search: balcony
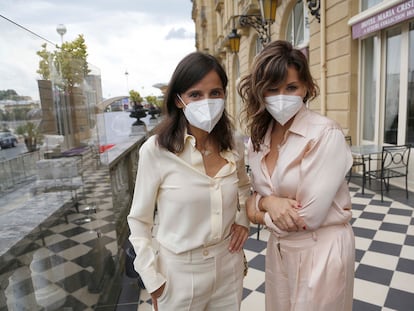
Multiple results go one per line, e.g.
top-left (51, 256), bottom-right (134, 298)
top-left (0, 118), bottom-right (159, 309)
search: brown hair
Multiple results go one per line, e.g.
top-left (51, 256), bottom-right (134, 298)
top-left (157, 51), bottom-right (234, 153)
top-left (238, 40), bottom-right (318, 151)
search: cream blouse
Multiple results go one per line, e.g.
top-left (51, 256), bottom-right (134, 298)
top-left (248, 106), bottom-right (353, 236)
top-left (127, 133), bottom-right (250, 293)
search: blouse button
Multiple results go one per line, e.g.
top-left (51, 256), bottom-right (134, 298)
top-left (203, 249), bottom-right (209, 256)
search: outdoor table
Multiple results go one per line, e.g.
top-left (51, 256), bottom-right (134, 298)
top-left (350, 145), bottom-right (382, 194)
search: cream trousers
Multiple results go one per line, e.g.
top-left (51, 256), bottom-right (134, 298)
top-left (156, 237), bottom-right (245, 311)
top-left (266, 223), bottom-right (355, 311)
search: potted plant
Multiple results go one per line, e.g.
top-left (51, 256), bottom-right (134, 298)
top-left (129, 90), bottom-right (146, 125)
top-left (36, 36), bottom-right (90, 147)
top-left (15, 122), bottom-right (43, 152)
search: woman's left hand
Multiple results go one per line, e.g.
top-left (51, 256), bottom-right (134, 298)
top-left (229, 223), bottom-right (249, 253)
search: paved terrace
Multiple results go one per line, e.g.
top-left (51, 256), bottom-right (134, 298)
top-left (132, 179), bottom-right (414, 311)
top-left (1, 140), bottom-right (413, 310)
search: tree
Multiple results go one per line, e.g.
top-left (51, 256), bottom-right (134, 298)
top-left (36, 35), bottom-right (90, 90)
top-left (36, 35), bottom-right (91, 147)
top-left (129, 90), bottom-right (143, 104)
top-left (12, 108), bottom-right (31, 121)
top-left (55, 35), bottom-right (89, 90)
top-left (1, 124), bottom-right (10, 132)
top-left (36, 44), bottom-right (52, 80)
top-left (0, 89), bottom-right (30, 101)
top-left (145, 95), bottom-right (162, 119)
top-left (0, 89), bottom-right (18, 100)
top-left (15, 122), bottom-right (43, 152)
top-left (145, 95), bottom-right (162, 107)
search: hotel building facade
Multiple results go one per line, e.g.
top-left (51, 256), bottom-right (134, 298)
top-left (191, 0), bottom-right (414, 190)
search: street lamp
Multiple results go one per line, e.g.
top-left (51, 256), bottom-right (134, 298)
top-left (125, 70), bottom-right (129, 94)
top-left (228, 28), bottom-right (241, 53)
top-left (227, 0), bottom-right (277, 52)
top-left (56, 24), bottom-right (67, 44)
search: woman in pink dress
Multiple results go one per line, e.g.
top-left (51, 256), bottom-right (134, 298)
top-left (238, 40), bottom-right (355, 311)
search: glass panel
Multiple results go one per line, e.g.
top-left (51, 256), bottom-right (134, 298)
top-left (384, 27), bottom-right (401, 145)
top-left (407, 22), bottom-right (414, 144)
top-left (362, 36), bottom-right (377, 141)
top-left (0, 13), bottom-right (149, 309)
top-left (361, 0), bottom-right (383, 11)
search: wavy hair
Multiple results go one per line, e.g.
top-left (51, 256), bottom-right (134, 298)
top-left (238, 40), bottom-right (318, 151)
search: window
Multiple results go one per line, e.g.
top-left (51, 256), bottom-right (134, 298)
top-left (407, 22), bottom-right (414, 144)
top-left (361, 0), bottom-right (383, 11)
top-left (406, 22), bottom-right (414, 144)
top-left (286, 0), bottom-right (309, 48)
top-left (361, 36), bottom-right (377, 141)
top-left (360, 21), bottom-right (413, 145)
top-left (384, 28), bottom-right (401, 144)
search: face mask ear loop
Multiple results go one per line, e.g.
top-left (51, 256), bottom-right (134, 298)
top-left (177, 94), bottom-right (187, 108)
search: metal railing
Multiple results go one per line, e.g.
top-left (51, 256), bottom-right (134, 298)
top-left (0, 151), bottom-right (40, 192)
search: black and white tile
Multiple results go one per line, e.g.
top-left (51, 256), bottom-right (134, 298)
top-left (4, 160), bottom-right (412, 311)
top-left (0, 160), bottom-right (117, 311)
top-left (133, 183), bottom-right (414, 311)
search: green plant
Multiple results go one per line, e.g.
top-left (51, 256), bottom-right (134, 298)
top-left (145, 95), bottom-right (162, 108)
top-left (36, 35), bottom-right (90, 90)
top-left (15, 122), bottom-right (43, 152)
top-left (129, 90), bottom-right (143, 104)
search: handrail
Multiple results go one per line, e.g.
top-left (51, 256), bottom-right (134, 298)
top-left (0, 151), bottom-right (40, 192)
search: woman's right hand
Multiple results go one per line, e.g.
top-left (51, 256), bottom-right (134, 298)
top-left (151, 282), bottom-right (166, 311)
top-left (260, 195), bottom-right (305, 232)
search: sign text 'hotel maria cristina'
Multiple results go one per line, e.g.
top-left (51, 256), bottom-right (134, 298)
top-left (352, 0), bottom-right (414, 39)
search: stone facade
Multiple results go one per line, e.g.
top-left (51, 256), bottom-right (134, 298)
top-left (192, 0), bottom-right (414, 191)
top-left (191, 0), bottom-right (358, 136)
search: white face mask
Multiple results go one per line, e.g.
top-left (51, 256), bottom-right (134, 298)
top-left (265, 95), bottom-right (303, 125)
top-left (177, 95), bottom-right (225, 133)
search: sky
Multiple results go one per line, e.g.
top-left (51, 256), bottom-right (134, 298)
top-left (0, 0), bottom-right (196, 100)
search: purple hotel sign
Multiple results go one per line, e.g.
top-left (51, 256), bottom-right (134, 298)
top-left (352, 0), bottom-right (414, 39)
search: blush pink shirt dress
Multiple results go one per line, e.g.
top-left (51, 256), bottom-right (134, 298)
top-left (248, 106), bottom-right (355, 311)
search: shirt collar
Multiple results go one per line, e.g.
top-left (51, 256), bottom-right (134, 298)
top-left (184, 131), bottom-right (197, 148)
top-left (183, 131), bottom-right (235, 164)
top-left (262, 105), bottom-right (309, 150)
top-left (287, 105), bottom-right (308, 138)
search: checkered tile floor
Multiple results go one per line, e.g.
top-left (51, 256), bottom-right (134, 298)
top-left (3, 159), bottom-right (412, 310)
top-left (130, 183), bottom-right (414, 311)
top-left (0, 159), bottom-right (117, 310)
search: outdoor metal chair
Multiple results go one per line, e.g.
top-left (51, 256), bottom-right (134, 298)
top-left (367, 144), bottom-right (411, 201)
top-left (345, 136), bottom-right (366, 186)
top-left (32, 157), bottom-right (85, 211)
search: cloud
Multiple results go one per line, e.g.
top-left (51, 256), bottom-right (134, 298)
top-left (165, 27), bottom-right (194, 40)
top-left (0, 0), bottom-right (196, 100)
